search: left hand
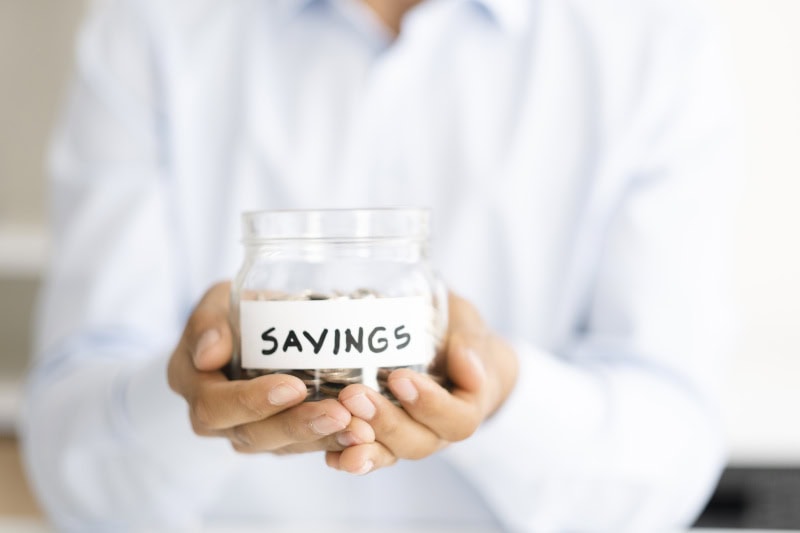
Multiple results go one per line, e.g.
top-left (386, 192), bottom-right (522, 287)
top-left (327, 292), bottom-right (519, 475)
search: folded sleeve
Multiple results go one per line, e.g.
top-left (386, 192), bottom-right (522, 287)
top-left (20, 1), bottom-right (239, 530)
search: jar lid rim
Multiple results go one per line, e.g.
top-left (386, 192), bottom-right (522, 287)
top-left (241, 208), bottom-right (431, 242)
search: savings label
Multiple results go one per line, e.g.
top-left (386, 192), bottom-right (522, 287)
top-left (239, 297), bottom-right (434, 369)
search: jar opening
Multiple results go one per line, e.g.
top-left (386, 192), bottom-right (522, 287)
top-left (241, 208), bottom-right (430, 243)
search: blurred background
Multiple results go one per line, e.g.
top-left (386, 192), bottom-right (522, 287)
top-left (1, 0), bottom-right (799, 528)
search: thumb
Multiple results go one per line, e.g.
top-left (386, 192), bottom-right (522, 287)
top-left (184, 281), bottom-right (234, 372)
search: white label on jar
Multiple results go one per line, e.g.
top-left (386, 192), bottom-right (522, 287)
top-left (240, 297), bottom-right (435, 369)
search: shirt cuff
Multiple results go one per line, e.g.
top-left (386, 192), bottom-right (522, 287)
top-left (122, 351), bottom-right (240, 511)
top-left (442, 339), bottom-right (607, 529)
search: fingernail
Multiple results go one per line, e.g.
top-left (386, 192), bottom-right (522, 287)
top-left (467, 348), bottom-right (486, 383)
top-left (354, 460), bottom-right (374, 476)
top-left (336, 431), bottom-right (358, 447)
top-left (342, 393), bottom-right (376, 420)
top-left (194, 329), bottom-right (220, 365)
top-left (268, 384), bottom-right (302, 406)
top-left (310, 414), bottom-right (347, 435)
top-left (391, 378), bottom-right (418, 403)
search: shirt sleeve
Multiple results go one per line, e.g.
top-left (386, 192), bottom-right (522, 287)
top-left (19, 1), bottom-right (240, 530)
top-left (444, 6), bottom-right (740, 532)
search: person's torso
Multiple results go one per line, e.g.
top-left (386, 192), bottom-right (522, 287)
top-left (141, 0), bottom-right (709, 524)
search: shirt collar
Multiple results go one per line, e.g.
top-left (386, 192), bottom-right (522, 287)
top-left (276, 0), bottom-right (532, 35)
top-left (471, 0), bottom-right (532, 35)
top-left (275, 0), bottom-right (321, 20)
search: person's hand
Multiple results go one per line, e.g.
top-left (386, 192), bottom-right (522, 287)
top-left (327, 292), bottom-right (519, 474)
top-left (167, 281), bottom-right (375, 454)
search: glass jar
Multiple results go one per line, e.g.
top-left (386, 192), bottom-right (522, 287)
top-left (230, 208), bottom-right (448, 403)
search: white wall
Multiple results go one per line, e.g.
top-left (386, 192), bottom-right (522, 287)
top-left (0, 1), bottom-right (86, 225)
top-left (0, 0), bottom-right (799, 463)
top-left (0, 1), bottom-right (87, 432)
top-left (710, 0), bottom-right (800, 465)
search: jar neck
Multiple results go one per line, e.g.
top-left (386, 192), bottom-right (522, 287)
top-left (244, 238), bottom-right (429, 263)
top-left (242, 208), bottom-right (430, 241)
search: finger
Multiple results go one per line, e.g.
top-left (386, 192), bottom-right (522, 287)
top-left (227, 399), bottom-right (352, 453)
top-left (388, 367), bottom-right (483, 442)
top-left (187, 372), bottom-right (308, 433)
top-left (444, 292), bottom-right (518, 418)
top-left (167, 281), bottom-right (234, 400)
top-left (184, 281), bottom-right (234, 372)
top-left (445, 292), bottom-right (490, 393)
top-left (339, 385), bottom-right (443, 459)
top-left (327, 441), bottom-right (398, 475)
top-left (325, 450), bottom-right (342, 470)
top-left (273, 417), bottom-right (376, 455)
top-left (334, 416), bottom-right (376, 448)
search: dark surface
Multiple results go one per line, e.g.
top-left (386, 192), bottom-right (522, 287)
top-left (695, 467), bottom-right (800, 529)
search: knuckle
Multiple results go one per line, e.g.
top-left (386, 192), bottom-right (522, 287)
top-left (271, 447), bottom-right (292, 456)
top-left (450, 426), bottom-right (475, 442)
top-left (189, 415), bottom-right (204, 435)
top-left (404, 446), bottom-right (429, 461)
top-left (449, 414), bottom-right (480, 442)
top-left (189, 417), bottom-right (214, 437)
top-left (186, 308), bottom-right (216, 339)
top-left (397, 435), bottom-right (441, 461)
top-left (190, 396), bottom-right (215, 430)
top-left (231, 424), bottom-right (254, 448)
top-left (277, 441), bottom-right (322, 455)
top-left (281, 416), bottom-right (306, 442)
top-left (201, 282), bottom-right (232, 315)
top-left (377, 419), bottom-right (399, 441)
top-left (235, 385), bottom-right (268, 419)
top-left (380, 454), bottom-right (399, 469)
top-left (230, 439), bottom-right (254, 455)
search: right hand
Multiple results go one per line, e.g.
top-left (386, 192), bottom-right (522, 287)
top-left (167, 282), bottom-right (375, 454)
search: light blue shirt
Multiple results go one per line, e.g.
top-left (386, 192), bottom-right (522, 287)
top-left (22, 0), bottom-right (739, 530)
